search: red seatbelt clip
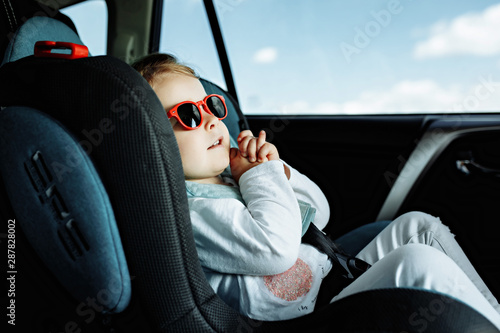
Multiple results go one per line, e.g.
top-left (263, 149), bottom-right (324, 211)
top-left (34, 41), bottom-right (89, 59)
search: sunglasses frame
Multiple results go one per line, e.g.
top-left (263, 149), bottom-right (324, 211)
top-left (166, 94), bottom-right (228, 130)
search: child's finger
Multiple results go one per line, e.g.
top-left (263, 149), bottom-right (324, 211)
top-left (257, 143), bottom-right (272, 162)
top-left (238, 135), bottom-right (252, 157)
top-left (237, 130), bottom-right (254, 142)
top-left (256, 130), bottom-right (266, 151)
top-left (247, 138), bottom-right (258, 162)
top-left (258, 143), bottom-right (279, 162)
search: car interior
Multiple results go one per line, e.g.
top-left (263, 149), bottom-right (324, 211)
top-left (1, 0), bottom-right (499, 332)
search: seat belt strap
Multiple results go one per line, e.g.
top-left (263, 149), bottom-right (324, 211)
top-left (302, 223), bottom-right (371, 279)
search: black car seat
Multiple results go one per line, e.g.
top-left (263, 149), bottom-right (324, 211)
top-left (1, 8), bottom-right (498, 333)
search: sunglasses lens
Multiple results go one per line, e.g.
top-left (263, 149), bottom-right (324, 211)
top-left (177, 103), bottom-right (202, 128)
top-left (206, 96), bottom-right (226, 118)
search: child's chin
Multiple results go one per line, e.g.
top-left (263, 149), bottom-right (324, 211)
top-left (220, 160), bottom-right (230, 171)
top-left (217, 160), bottom-right (230, 172)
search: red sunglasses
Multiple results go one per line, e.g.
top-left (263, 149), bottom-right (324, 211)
top-left (166, 94), bottom-right (228, 130)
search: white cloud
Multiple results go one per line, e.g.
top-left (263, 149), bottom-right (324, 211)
top-left (253, 47), bottom-right (278, 64)
top-left (413, 3), bottom-right (500, 59)
top-left (274, 78), bottom-right (500, 115)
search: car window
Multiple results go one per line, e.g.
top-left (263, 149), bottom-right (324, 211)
top-left (60, 0), bottom-right (108, 56)
top-left (163, 0), bottom-right (500, 115)
top-left (160, 0), bottom-right (226, 91)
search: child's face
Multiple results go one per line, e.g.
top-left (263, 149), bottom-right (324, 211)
top-left (153, 73), bottom-right (231, 183)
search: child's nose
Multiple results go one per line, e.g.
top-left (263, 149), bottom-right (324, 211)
top-left (197, 104), bottom-right (217, 129)
top-left (203, 110), bottom-right (219, 130)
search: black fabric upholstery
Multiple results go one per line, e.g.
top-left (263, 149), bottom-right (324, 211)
top-left (261, 288), bottom-right (500, 333)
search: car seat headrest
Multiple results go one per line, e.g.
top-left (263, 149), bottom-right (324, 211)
top-left (2, 16), bottom-right (86, 66)
top-left (0, 106), bottom-right (131, 313)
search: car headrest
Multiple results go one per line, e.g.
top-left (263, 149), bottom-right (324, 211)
top-left (1, 16), bottom-right (86, 66)
top-left (0, 106), bottom-right (131, 313)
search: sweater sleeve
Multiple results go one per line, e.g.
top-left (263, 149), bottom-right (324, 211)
top-left (283, 161), bottom-right (331, 230)
top-left (189, 160), bottom-right (302, 276)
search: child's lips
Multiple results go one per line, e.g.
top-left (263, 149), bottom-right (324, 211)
top-left (207, 136), bottom-right (224, 150)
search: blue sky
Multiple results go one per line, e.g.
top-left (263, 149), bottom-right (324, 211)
top-left (64, 0), bottom-right (500, 114)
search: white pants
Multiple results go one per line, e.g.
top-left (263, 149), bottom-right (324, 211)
top-left (330, 211), bottom-right (500, 329)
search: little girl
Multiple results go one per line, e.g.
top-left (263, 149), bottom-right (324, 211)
top-left (132, 53), bottom-right (500, 327)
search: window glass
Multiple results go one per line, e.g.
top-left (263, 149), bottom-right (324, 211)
top-left (60, 0), bottom-right (108, 56)
top-left (213, 0), bottom-right (500, 115)
top-left (160, 0), bottom-right (226, 90)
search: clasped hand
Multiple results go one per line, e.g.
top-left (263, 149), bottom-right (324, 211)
top-left (229, 130), bottom-right (280, 183)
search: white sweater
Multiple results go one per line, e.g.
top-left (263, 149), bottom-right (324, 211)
top-left (187, 160), bottom-right (332, 320)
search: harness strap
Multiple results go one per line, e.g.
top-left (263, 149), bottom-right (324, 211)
top-left (302, 223), bottom-right (371, 309)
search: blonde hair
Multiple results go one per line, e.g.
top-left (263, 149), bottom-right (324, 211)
top-left (131, 53), bottom-right (198, 88)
